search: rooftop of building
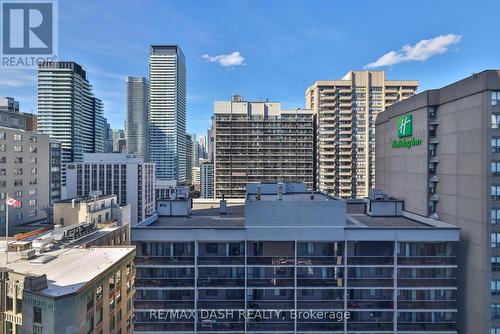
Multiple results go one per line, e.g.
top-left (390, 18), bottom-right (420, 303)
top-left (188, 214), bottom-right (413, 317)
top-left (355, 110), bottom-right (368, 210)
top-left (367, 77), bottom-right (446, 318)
top-left (0, 246), bottom-right (135, 298)
top-left (136, 184), bottom-right (457, 231)
top-left (56, 194), bottom-right (117, 204)
top-left (146, 200), bottom-right (245, 228)
top-left (377, 69), bottom-right (500, 125)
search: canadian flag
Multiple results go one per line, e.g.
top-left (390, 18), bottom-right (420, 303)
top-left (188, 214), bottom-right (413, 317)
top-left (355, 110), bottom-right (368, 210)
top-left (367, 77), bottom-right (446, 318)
top-left (6, 195), bottom-right (21, 208)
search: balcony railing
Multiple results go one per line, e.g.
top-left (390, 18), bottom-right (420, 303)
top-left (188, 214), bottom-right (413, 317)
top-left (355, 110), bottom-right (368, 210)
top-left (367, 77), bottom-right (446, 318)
top-left (397, 300), bottom-right (456, 309)
top-left (347, 256), bottom-right (394, 265)
top-left (397, 278), bottom-right (456, 287)
top-left (134, 300), bottom-right (194, 309)
top-left (247, 256), bottom-right (294, 265)
top-left (198, 256), bottom-right (245, 265)
top-left (348, 278), bottom-right (393, 287)
top-left (135, 256), bottom-right (194, 266)
top-left (347, 322), bottom-right (393, 331)
top-left (397, 256), bottom-right (456, 266)
top-left (347, 300), bottom-right (393, 309)
top-left (247, 278), bottom-right (294, 287)
top-left (197, 278), bottom-right (244, 287)
top-left (397, 322), bottom-right (456, 331)
top-left (135, 278), bottom-right (194, 288)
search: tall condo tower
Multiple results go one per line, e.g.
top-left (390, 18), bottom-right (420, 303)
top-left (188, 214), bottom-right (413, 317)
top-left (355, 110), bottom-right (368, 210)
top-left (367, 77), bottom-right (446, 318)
top-left (37, 61), bottom-right (105, 164)
top-left (126, 76), bottom-right (149, 161)
top-left (148, 45), bottom-right (187, 185)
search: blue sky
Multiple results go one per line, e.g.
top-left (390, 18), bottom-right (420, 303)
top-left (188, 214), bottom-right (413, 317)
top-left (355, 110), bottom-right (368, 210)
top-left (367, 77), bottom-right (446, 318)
top-left (1, 0), bottom-right (499, 137)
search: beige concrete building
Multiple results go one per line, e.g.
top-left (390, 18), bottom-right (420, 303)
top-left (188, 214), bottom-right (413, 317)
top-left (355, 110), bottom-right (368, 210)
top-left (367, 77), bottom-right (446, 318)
top-left (53, 194), bottom-right (131, 245)
top-left (306, 70), bottom-right (418, 198)
top-left (0, 127), bottom-right (51, 232)
top-left (375, 70), bottom-right (500, 334)
top-left (0, 246), bottom-right (135, 334)
top-left (213, 96), bottom-right (315, 198)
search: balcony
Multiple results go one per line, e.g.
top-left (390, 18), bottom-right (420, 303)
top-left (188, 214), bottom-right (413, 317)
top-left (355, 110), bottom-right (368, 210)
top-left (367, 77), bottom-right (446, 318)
top-left (348, 278), bottom-right (393, 287)
top-left (135, 278), bottom-right (194, 288)
top-left (198, 256), bottom-right (245, 265)
top-left (135, 256), bottom-right (194, 266)
top-left (348, 256), bottom-right (394, 265)
top-left (247, 256), bottom-right (294, 265)
top-left (296, 256), bottom-right (343, 265)
top-left (397, 256), bottom-right (456, 266)
top-left (398, 300), bottom-right (456, 309)
top-left (347, 322), bottom-right (393, 331)
top-left (248, 278), bottom-right (294, 287)
top-left (297, 278), bottom-right (343, 287)
top-left (397, 278), bottom-right (456, 287)
top-left (397, 323), bottom-right (456, 331)
top-left (347, 300), bottom-right (393, 309)
top-left (198, 278), bottom-right (244, 287)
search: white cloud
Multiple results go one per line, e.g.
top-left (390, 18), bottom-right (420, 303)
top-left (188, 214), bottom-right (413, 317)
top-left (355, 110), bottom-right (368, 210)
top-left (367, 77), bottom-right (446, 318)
top-left (365, 34), bottom-right (462, 68)
top-left (202, 51), bottom-right (245, 67)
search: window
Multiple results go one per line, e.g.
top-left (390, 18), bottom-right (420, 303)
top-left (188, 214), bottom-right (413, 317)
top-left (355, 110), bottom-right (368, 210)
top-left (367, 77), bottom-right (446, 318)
top-left (492, 233), bottom-right (500, 247)
top-left (30, 146), bottom-right (37, 153)
top-left (13, 134), bottom-right (22, 141)
top-left (29, 136), bottom-right (37, 143)
top-left (493, 138), bottom-right (500, 153)
top-left (29, 157), bottom-right (37, 164)
top-left (493, 280), bottom-right (500, 295)
top-left (493, 91), bottom-right (500, 105)
top-left (29, 189), bottom-right (37, 195)
top-left (14, 179), bottom-right (22, 187)
top-left (492, 186), bottom-right (500, 200)
top-left (33, 306), bottom-right (42, 324)
top-left (29, 199), bottom-right (36, 206)
top-left (493, 257), bottom-right (500, 271)
top-left (86, 293), bottom-right (94, 312)
top-left (14, 146), bottom-right (22, 152)
top-left (493, 304), bottom-right (500, 318)
top-left (29, 178), bottom-right (37, 185)
top-left (0, 144), bottom-right (5, 152)
top-left (493, 114), bottom-right (500, 129)
top-left (96, 285), bottom-right (103, 301)
top-left (493, 327), bottom-right (500, 334)
top-left (493, 162), bottom-right (500, 176)
top-left (0, 132), bottom-right (5, 139)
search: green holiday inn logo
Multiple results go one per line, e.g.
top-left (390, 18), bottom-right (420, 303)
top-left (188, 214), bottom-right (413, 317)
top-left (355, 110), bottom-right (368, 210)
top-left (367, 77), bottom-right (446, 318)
top-left (392, 114), bottom-right (422, 149)
top-left (397, 114), bottom-right (413, 138)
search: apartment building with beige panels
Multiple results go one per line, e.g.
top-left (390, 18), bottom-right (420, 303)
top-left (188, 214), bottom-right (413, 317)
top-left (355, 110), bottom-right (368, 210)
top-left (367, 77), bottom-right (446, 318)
top-left (212, 96), bottom-right (314, 198)
top-left (306, 70), bottom-right (418, 198)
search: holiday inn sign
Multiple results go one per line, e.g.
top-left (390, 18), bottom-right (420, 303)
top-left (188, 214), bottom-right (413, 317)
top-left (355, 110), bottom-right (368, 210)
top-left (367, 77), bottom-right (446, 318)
top-left (391, 114), bottom-right (423, 149)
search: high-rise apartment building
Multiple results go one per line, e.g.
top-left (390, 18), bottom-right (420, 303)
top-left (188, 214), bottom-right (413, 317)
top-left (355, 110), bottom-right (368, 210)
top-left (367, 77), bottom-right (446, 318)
top-left (186, 134), bottom-right (193, 186)
top-left (192, 139), bottom-right (200, 168)
top-left (306, 70), bottom-right (418, 199)
top-left (212, 96), bottom-right (315, 198)
top-left (126, 77), bottom-right (149, 161)
top-left (148, 45), bottom-right (187, 185)
top-left (64, 153), bottom-right (155, 225)
top-left (0, 128), bottom-right (51, 232)
top-left (132, 182), bottom-right (459, 333)
top-left (375, 70), bottom-right (500, 333)
top-left (37, 62), bottom-right (106, 164)
top-left (192, 166), bottom-right (200, 191)
top-left (93, 97), bottom-right (106, 153)
top-left (200, 162), bottom-right (214, 198)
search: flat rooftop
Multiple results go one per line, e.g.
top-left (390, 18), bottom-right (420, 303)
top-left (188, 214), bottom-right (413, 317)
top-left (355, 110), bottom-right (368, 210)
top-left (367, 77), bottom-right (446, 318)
top-left (149, 201), bottom-right (245, 228)
top-left (56, 194), bottom-right (116, 204)
top-left (247, 192), bottom-right (333, 202)
top-left (1, 246), bottom-right (135, 297)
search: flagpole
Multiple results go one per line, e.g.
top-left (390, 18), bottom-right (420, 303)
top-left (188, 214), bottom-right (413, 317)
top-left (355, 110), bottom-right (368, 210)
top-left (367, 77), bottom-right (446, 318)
top-left (5, 193), bottom-right (8, 264)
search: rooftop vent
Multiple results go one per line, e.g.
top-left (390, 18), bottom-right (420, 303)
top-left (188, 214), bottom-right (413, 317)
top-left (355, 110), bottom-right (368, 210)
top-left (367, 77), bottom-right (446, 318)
top-left (219, 199), bottom-right (227, 215)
